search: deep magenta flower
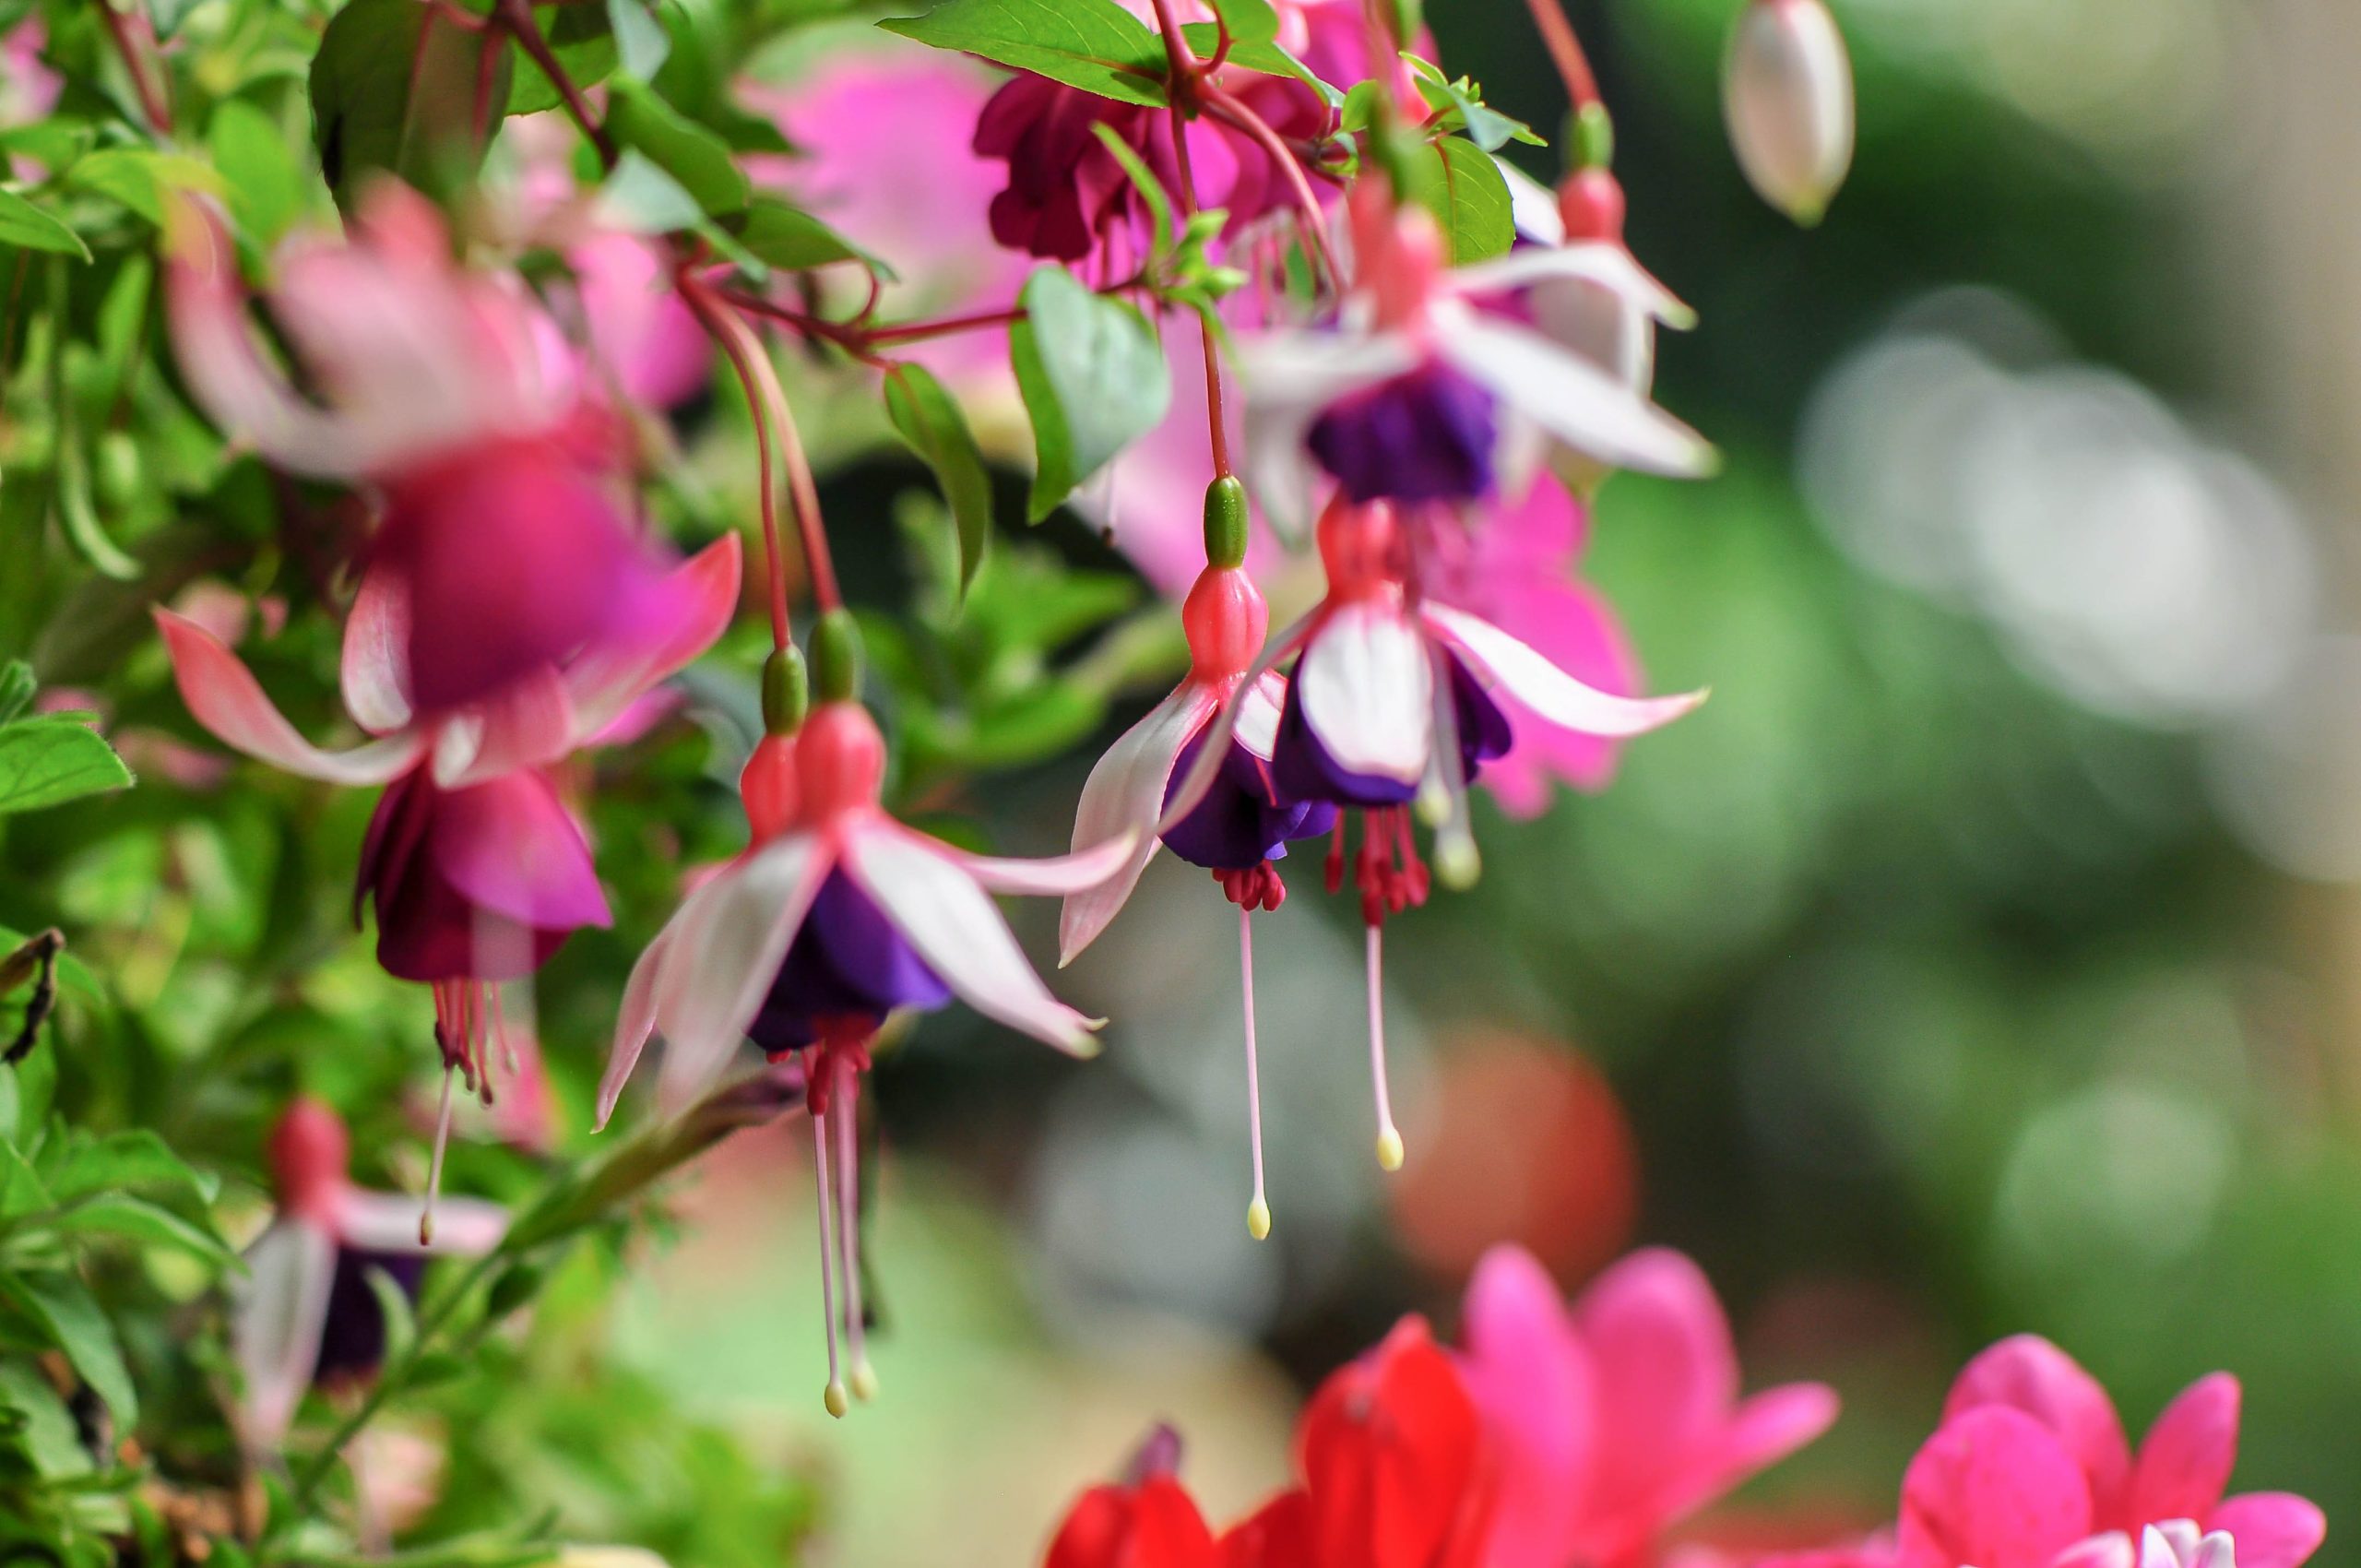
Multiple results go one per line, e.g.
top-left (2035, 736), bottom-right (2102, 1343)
top-left (164, 184), bottom-right (694, 717)
top-left (1456, 1245), bottom-right (1839, 1568)
top-left (233, 1099), bottom-right (503, 1451)
top-left (974, 74), bottom-right (1165, 263)
top-left (599, 689), bottom-right (1134, 1416)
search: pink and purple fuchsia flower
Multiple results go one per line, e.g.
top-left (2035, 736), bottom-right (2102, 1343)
top-left (598, 616), bottom-right (1135, 1417)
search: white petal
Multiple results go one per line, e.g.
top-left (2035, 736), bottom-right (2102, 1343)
top-left (597, 922), bottom-right (672, 1130)
top-left (2059, 1538), bottom-right (2137, 1568)
top-left (1453, 242), bottom-right (1695, 330)
top-left (1424, 603), bottom-right (1707, 737)
top-left (340, 565), bottom-right (413, 736)
top-left (1055, 687), bottom-right (1212, 965)
top-left (650, 835), bottom-right (828, 1116)
top-left (1298, 602), bottom-right (1434, 784)
top-left (1497, 156), bottom-right (1566, 247)
top-left (1232, 671), bottom-right (1287, 761)
top-left (2190, 1533), bottom-right (2236, 1568)
top-left (1725, 0), bottom-right (1855, 225)
top-left (333, 1188), bottom-right (506, 1254)
top-left (846, 826), bottom-right (1099, 1055)
top-left (1436, 304), bottom-right (1716, 478)
top-left (1157, 612), bottom-right (1313, 836)
top-left (156, 609), bottom-right (426, 785)
top-left (232, 1217), bottom-right (336, 1451)
top-left (564, 535), bottom-right (743, 739)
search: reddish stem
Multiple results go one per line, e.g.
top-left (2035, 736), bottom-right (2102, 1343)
top-left (1200, 87), bottom-right (1340, 288)
top-left (498, 0), bottom-right (617, 168)
top-left (679, 278), bottom-right (794, 647)
top-left (1521, 0), bottom-right (1602, 110)
top-left (1141, 0), bottom-right (1236, 482)
top-left (99, 0), bottom-right (172, 133)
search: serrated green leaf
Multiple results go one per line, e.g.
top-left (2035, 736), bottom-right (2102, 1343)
top-left (1402, 134), bottom-right (1513, 263)
top-left (0, 719), bottom-right (133, 816)
top-left (311, 0), bottom-right (513, 212)
top-left (884, 363), bottom-right (993, 598)
top-left (880, 0), bottom-right (1169, 108)
top-left (0, 190), bottom-right (87, 261)
top-left (607, 77), bottom-right (748, 217)
top-left (1010, 269), bottom-right (1170, 521)
top-left (0, 1272), bottom-right (135, 1426)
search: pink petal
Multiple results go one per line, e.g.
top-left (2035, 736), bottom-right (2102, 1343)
top-left (564, 534), bottom-right (743, 739)
top-left (1438, 305), bottom-right (1715, 478)
top-left (333, 1188), bottom-right (506, 1254)
top-left (2058, 1531), bottom-right (2138, 1568)
top-left (597, 922), bottom-right (673, 1130)
top-left (1458, 1245), bottom-right (1596, 1568)
top-left (340, 565), bottom-right (413, 735)
top-left (1570, 1248), bottom-right (1741, 1518)
top-left (2207, 1494), bottom-right (2326, 1568)
top-left (1946, 1336), bottom-right (2132, 1521)
top-left (1897, 1408), bottom-right (2095, 1568)
top-left (1453, 242), bottom-right (1697, 330)
top-left (429, 665), bottom-right (579, 788)
top-left (154, 608), bottom-right (425, 785)
top-left (847, 825), bottom-right (1101, 1055)
top-left (1425, 603), bottom-right (1705, 740)
top-left (231, 1217), bottom-right (336, 1450)
top-left (2130, 1374), bottom-right (2239, 1528)
top-left (1057, 686), bottom-right (1212, 966)
top-left (425, 770), bottom-right (611, 933)
top-left (1475, 578), bottom-right (1643, 813)
top-left (948, 826), bottom-right (1143, 898)
top-left (651, 835), bottom-right (829, 1114)
top-left (1298, 601), bottom-right (1434, 784)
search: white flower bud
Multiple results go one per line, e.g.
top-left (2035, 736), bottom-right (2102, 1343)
top-left (1723, 0), bottom-right (1856, 226)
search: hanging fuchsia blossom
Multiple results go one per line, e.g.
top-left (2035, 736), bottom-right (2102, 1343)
top-left (1166, 496), bottom-right (1701, 1169)
top-left (597, 617), bottom-right (1135, 1417)
top-left (164, 183), bottom-right (691, 716)
top-left (1244, 186), bottom-right (1713, 525)
top-left (1457, 1245), bottom-right (1838, 1568)
top-left (234, 1099), bottom-right (504, 1452)
top-left (1060, 479), bottom-right (1333, 1238)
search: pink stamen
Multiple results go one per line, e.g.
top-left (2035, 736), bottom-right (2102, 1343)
top-left (811, 1106), bottom-right (848, 1418)
top-left (1240, 907), bottom-right (1271, 1241)
top-left (834, 1053), bottom-right (873, 1400)
top-left (421, 1063), bottom-right (456, 1244)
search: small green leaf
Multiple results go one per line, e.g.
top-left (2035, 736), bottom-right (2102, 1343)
top-left (1180, 26), bottom-right (1337, 102)
top-left (0, 719), bottom-right (133, 816)
top-left (48, 1196), bottom-right (237, 1267)
top-left (0, 662), bottom-right (34, 726)
top-left (44, 1131), bottom-right (219, 1207)
top-left (728, 196), bottom-right (885, 276)
top-left (64, 149), bottom-right (225, 225)
top-left (505, 2), bottom-right (619, 118)
top-left (606, 0), bottom-right (671, 78)
top-left (311, 0), bottom-right (512, 211)
top-left (1206, 0), bottom-right (1277, 44)
top-left (1402, 135), bottom-right (1513, 263)
top-left (1091, 121), bottom-right (1174, 257)
top-left (607, 77), bottom-right (749, 217)
top-left (1010, 269), bottom-right (1169, 521)
top-left (362, 1264), bottom-right (419, 1370)
top-left (210, 98), bottom-right (308, 247)
top-left (592, 149), bottom-right (705, 234)
top-left (0, 1272), bottom-right (136, 1426)
top-left (880, 0), bottom-right (1169, 108)
top-left (0, 190), bottom-right (88, 261)
top-left (884, 363), bottom-right (994, 598)
top-left (0, 1137), bottom-right (52, 1218)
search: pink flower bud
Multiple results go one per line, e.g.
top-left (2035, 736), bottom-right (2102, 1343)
top-left (1723, 0), bottom-right (1856, 226)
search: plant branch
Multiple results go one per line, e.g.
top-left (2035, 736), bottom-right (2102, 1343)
top-left (97, 0), bottom-right (172, 135)
top-left (496, 0), bottom-right (616, 169)
top-left (1521, 0), bottom-right (1602, 110)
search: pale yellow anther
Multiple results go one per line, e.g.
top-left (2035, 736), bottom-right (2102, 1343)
top-left (1376, 1126), bottom-right (1406, 1172)
top-left (850, 1360), bottom-right (879, 1403)
top-left (824, 1380), bottom-right (850, 1420)
top-left (1247, 1198), bottom-right (1272, 1241)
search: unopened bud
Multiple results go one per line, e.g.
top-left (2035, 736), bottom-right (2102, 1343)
top-left (810, 610), bottom-right (862, 705)
top-left (762, 646), bottom-right (809, 737)
top-left (1723, 0), bottom-right (1855, 227)
top-left (1203, 476), bottom-right (1249, 569)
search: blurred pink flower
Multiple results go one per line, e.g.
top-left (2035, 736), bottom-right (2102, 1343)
top-left (1456, 1245), bottom-right (1840, 1568)
top-left (569, 229), bottom-right (711, 410)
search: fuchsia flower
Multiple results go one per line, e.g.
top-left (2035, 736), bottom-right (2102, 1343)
top-left (1457, 1245), bottom-right (1840, 1568)
top-left (235, 1099), bottom-right (504, 1451)
top-left (164, 182), bottom-right (693, 716)
top-left (597, 639), bottom-right (1135, 1417)
top-left (1043, 1427), bottom-right (1220, 1568)
top-left (1165, 495), bottom-right (1702, 1170)
top-left (1059, 480), bottom-right (1333, 1238)
top-left (1244, 187), bottom-right (1712, 526)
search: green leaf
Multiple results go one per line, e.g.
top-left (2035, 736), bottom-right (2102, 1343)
top-left (210, 98), bottom-right (309, 248)
top-left (1402, 135), bottom-right (1513, 263)
top-left (63, 149), bottom-right (225, 225)
top-left (0, 1137), bottom-right (51, 1218)
top-left (884, 363), bottom-right (994, 598)
top-left (606, 0), bottom-right (671, 78)
top-left (607, 77), bottom-right (749, 217)
top-left (0, 719), bottom-right (133, 816)
top-left (1009, 269), bottom-right (1170, 521)
top-left (0, 1272), bottom-right (135, 1426)
top-left (728, 196), bottom-right (885, 276)
top-left (44, 1131), bottom-right (219, 1208)
top-left (47, 1196), bottom-right (236, 1267)
top-left (505, 2), bottom-right (619, 118)
top-left (1180, 25), bottom-right (1336, 102)
top-left (880, 0), bottom-right (1169, 108)
top-left (592, 149), bottom-right (705, 235)
top-left (311, 0), bottom-right (513, 212)
top-left (0, 1360), bottom-right (89, 1479)
top-left (1206, 0), bottom-right (1277, 44)
top-left (362, 1264), bottom-right (419, 1370)
top-left (0, 190), bottom-right (87, 261)
top-left (0, 120), bottom-right (92, 170)
top-left (0, 661), bottom-right (33, 727)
